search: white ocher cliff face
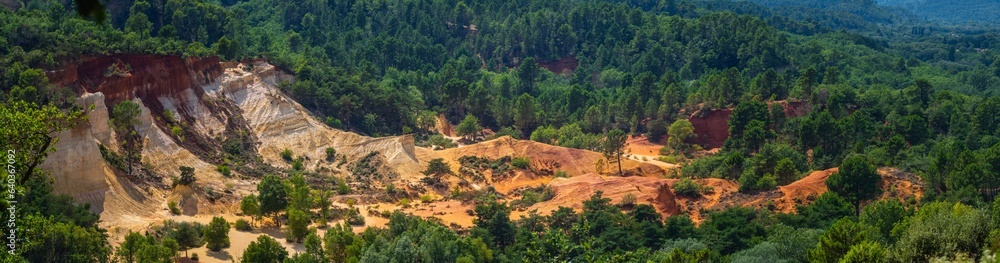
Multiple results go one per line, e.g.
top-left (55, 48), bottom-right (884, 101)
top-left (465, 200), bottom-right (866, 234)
top-left (41, 61), bottom-right (421, 231)
top-left (40, 93), bottom-right (159, 228)
top-left (209, 62), bottom-right (421, 175)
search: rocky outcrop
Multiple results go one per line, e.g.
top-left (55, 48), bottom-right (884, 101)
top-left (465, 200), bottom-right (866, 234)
top-left (39, 93), bottom-right (161, 227)
top-left (43, 55), bottom-right (422, 230)
top-left (207, 62), bottom-right (420, 173)
top-left (538, 56), bottom-right (579, 76)
top-left (689, 108), bottom-right (732, 149)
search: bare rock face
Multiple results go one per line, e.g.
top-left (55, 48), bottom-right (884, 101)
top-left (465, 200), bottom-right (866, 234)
top-left (208, 62), bottom-right (420, 173)
top-left (39, 92), bottom-right (160, 227)
top-left (42, 55), bottom-right (423, 230)
top-left (689, 108), bottom-right (732, 150)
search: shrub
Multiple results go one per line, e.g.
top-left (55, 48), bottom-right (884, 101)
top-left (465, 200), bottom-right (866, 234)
top-left (347, 209), bottom-right (365, 226)
top-left (171, 125), bottom-right (184, 141)
top-left (281, 149), bottom-right (293, 162)
top-left (658, 154), bottom-right (686, 164)
top-left (385, 183), bottom-right (397, 195)
top-left (420, 194), bottom-right (433, 202)
top-left (176, 166), bottom-right (196, 186)
top-left (512, 185), bottom-right (555, 208)
top-left (168, 201), bottom-right (180, 215)
top-left (511, 157), bottom-right (530, 169)
top-left (337, 180), bottom-right (351, 195)
top-left (235, 219), bottom-right (252, 231)
top-left (190, 253), bottom-right (199, 261)
top-left (618, 193), bottom-right (637, 208)
top-left (325, 147), bottom-right (337, 161)
top-left (674, 178), bottom-right (702, 197)
top-left (398, 198), bottom-right (411, 208)
top-left (163, 110), bottom-right (176, 123)
top-left (492, 126), bottom-right (522, 139)
top-left (325, 117), bottom-right (343, 128)
top-left (700, 185), bottom-right (715, 195)
top-left (422, 158), bottom-right (453, 176)
top-left (417, 134), bottom-right (458, 149)
top-left (554, 170), bottom-right (569, 178)
top-left (292, 157), bottom-right (304, 170)
top-left (216, 165), bottom-right (231, 177)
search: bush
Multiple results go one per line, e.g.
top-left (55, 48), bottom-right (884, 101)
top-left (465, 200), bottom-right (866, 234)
top-left (422, 158), bottom-right (453, 176)
top-left (420, 194), bottom-right (434, 202)
top-left (216, 165), bottom-right (231, 177)
top-left (163, 110), bottom-right (176, 123)
top-left (618, 193), bottom-right (637, 208)
top-left (235, 219), bottom-right (252, 231)
top-left (292, 157), bottom-right (304, 170)
top-left (281, 149), bottom-right (293, 161)
top-left (347, 209), bottom-right (365, 226)
top-left (337, 180), bottom-right (351, 195)
top-left (168, 201), bottom-right (180, 215)
top-left (191, 253), bottom-right (199, 261)
top-left (171, 125), bottom-right (184, 141)
top-left (493, 126), bottom-right (522, 139)
top-left (325, 147), bottom-right (337, 162)
top-left (658, 154), bottom-right (686, 164)
top-left (674, 178), bottom-right (702, 197)
top-left (417, 134), bottom-right (458, 149)
top-left (176, 166), bottom-right (196, 186)
top-left (554, 170), bottom-right (569, 178)
top-left (398, 198), bottom-right (411, 208)
top-left (512, 185), bottom-right (555, 208)
top-left (511, 157), bottom-right (530, 169)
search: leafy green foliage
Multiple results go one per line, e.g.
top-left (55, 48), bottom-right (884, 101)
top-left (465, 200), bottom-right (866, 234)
top-left (827, 155), bottom-right (882, 210)
top-left (235, 219), bottom-right (252, 231)
top-left (422, 158), bottom-right (453, 177)
top-left (666, 119), bottom-right (696, 155)
top-left (168, 221), bottom-right (203, 258)
top-left (808, 218), bottom-right (873, 263)
top-left (601, 129), bottom-right (628, 175)
top-left (116, 232), bottom-right (174, 263)
top-left (287, 209), bottom-right (310, 242)
top-left (203, 217), bottom-right (230, 252)
top-left (242, 235), bottom-right (288, 263)
top-left (673, 178), bottom-right (702, 197)
top-left (891, 202), bottom-right (990, 261)
top-left (176, 166), bottom-right (195, 186)
top-left (699, 207), bottom-right (768, 254)
top-left (456, 115), bottom-right (482, 141)
top-left (511, 157), bottom-right (531, 169)
top-left (258, 175), bottom-right (289, 225)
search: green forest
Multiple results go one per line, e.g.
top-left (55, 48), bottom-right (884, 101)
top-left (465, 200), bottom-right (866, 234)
top-left (3, 0), bottom-right (1000, 262)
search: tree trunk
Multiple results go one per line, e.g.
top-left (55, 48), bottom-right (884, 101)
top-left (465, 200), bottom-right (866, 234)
top-left (617, 153), bottom-right (622, 176)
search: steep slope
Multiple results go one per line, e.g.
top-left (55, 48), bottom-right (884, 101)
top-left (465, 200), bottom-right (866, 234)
top-left (42, 55), bottom-right (422, 231)
top-left (206, 62), bottom-right (421, 174)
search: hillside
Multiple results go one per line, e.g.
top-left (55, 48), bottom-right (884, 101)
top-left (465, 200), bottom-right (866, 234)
top-left (878, 0), bottom-right (1000, 24)
top-left (37, 54), bottom-right (924, 252)
top-left (4, 0), bottom-right (1000, 262)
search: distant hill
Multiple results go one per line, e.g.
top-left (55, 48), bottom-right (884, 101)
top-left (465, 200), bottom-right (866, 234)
top-left (877, 0), bottom-right (1000, 24)
top-left (698, 0), bottom-right (914, 34)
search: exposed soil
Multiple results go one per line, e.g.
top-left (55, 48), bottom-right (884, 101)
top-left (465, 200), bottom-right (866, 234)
top-left (537, 56), bottom-right (579, 76)
top-left (689, 108), bottom-right (733, 149)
